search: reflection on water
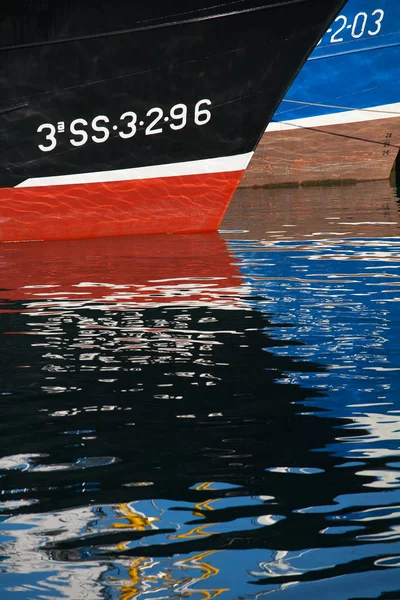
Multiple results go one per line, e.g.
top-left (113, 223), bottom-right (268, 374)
top-left (0, 181), bottom-right (399, 599)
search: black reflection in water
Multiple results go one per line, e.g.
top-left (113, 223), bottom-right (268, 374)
top-left (0, 232), bottom-right (392, 600)
top-left (2, 300), bottom-right (360, 552)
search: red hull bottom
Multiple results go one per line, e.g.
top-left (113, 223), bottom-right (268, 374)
top-left (0, 170), bottom-right (244, 242)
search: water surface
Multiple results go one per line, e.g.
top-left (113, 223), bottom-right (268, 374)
top-left (0, 180), bottom-right (399, 599)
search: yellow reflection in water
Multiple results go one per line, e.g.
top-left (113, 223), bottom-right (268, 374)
top-left (110, 489), bottom-right (229, 599)
top-left (112, 503), bottom-right (159, 530)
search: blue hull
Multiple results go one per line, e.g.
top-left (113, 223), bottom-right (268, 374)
top-left (242, 0), bottom-right (400, 186)
top-left (276, 0), bottom-right (400, 122)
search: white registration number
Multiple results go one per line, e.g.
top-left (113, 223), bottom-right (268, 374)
top-left (37, 99), bottom-right (212, 153)
top-left (318, 8), bottom-right (385, 46)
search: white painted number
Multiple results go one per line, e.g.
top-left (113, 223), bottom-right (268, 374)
top-left (368, 8), bottom-right (384, 36)
top-left (37, 99), bottom-right (213, 152)
top-left (194, 99), bottom-right (212, 126)
top-left (331, 15), bottom-right (347, 42)
top-left (70, 118), bottom-right (88, 147)
top-left (37, 123), bottom-right (57, 152)
top-left (119, 111), bottom-right (137, 139)
top-left (324, 8), bottom-right (385, 45)
top-left (145, 107), bottom-right (163, 135)
top-left (170, 103), bottom-right (187, 130)
top-left (352, 12), bottom-right (368, 38)
top-left (91, 115), bottom-right (110, 143)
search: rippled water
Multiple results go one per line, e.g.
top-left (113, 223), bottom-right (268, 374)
top-left (0, 180), bottom-right (399, 599)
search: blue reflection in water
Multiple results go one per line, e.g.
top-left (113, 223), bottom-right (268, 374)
top-left (232, 235), bottom-right (400, 457)
top-left (0, 182), bottom-right (399, 599)
top-left (224, 182), bottom-right (400, 599)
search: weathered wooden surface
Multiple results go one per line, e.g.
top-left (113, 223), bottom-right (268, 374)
top-left (240, 117), bottom-right (400, 187)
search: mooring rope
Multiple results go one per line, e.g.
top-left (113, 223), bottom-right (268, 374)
top-left (271, 99), bottom-right (400, 150)
top-left (282, 98), bottom-right (400, 117)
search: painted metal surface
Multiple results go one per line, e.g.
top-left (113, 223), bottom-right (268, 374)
top-left (0, 0), bottom-right (347, 241)
top-left (242, 0), bottom-right (400, 186)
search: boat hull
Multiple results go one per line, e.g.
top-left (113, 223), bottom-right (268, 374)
top-left (240, 110), bottom-right (400, 187)
top-left (241, 0), bottom-right (400, 187)
top-left (0, 0), bottom-right (346, 241)
top-left (0, 169), bottom-right (244, 241)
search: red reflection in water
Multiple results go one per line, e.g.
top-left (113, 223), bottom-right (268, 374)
top-left (0, 233), bottom-right (243, 309)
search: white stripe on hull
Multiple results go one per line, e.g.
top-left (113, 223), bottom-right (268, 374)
top-left (16, 152), bottom-right (254, 188)
top-left (266, 102), bottom-right (400, 132)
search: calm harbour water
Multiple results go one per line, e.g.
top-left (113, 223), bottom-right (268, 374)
top-left (0, 179), bottom-right (399, 599)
